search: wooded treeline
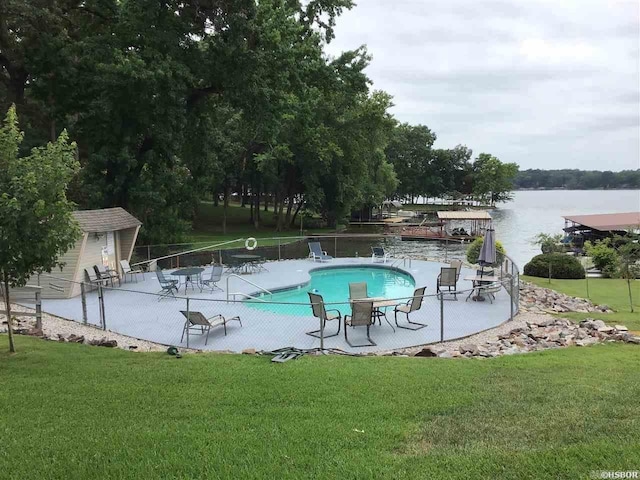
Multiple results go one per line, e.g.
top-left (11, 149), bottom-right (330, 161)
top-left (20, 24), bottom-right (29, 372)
top-left (515, 169), bottom-right (640, 190)
top-left (1, 0), bottom-right (517, 243)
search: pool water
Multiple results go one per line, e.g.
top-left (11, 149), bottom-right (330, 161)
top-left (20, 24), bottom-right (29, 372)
top-left (245, 266), bottom-right (416, 316)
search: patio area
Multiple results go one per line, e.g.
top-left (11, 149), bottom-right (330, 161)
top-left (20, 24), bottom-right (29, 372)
top-left (37, 258), bottom-right (515, 353)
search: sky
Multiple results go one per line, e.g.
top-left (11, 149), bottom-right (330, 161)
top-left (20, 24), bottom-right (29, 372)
top-left (323, 0), bottom-right (640, 171)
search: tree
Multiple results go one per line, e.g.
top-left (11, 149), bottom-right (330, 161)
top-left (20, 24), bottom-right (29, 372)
top-left (0, 105), bottom-right (80, 353)
top-left (471, 153), bottom-right (518, 205)
top-left (615, 235), bottom-right (640, 313)
top-left (532, 233), bottom-right (565, 254)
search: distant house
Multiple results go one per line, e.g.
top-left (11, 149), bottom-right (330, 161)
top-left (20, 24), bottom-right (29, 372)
top-left (26, 208), bottom-right (142, 299)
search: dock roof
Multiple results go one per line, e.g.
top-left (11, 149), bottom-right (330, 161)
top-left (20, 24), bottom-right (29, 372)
top-left (437, 211), bottom-right (492, 221)
top-left (562, 212), bottom-right (640, 231)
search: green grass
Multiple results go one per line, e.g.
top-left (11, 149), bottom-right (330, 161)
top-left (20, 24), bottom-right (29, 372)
top-left (2, 336), bottom-right (640, 479)
top-left (522, 275), bottom-right (640, 331)
top-left (188, 201), bottom-right (336, 244)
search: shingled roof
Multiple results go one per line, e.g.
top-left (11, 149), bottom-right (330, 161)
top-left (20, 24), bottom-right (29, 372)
top-left (72, 208), bottom-right (142, 233)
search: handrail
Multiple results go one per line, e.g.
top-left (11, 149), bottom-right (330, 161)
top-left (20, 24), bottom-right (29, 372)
top-left (229, 292), bottom-right (269, 302)
top-left (226, 274), bottom-right (273, 302)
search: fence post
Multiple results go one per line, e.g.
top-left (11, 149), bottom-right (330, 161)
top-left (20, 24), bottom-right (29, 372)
top-left (80, 282), bottom-right (88, 325)
top-left (278, 239), bottom-right (281, 261)
top-left (445, 239), bottom-right (448, 262)
top-left (334, 236), bottom-right (337, 258)
top-left (98, 285), bottom-right (106, 330)
top-left (439, 293), bottom-right (444, 342)
top-left (319, 306), bottom-right (324, 351)
top-left (147, 245), bottom-right (151, 262)
top-left (186, 297), bottom-right (190, 349)
top-left (509, 275), bottom-right (514, 321)
top-left (35, 290), bottom-right (42, 331)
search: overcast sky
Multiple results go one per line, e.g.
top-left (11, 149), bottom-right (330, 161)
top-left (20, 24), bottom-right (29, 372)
top-left (323, 0), bottom-right (640, 171)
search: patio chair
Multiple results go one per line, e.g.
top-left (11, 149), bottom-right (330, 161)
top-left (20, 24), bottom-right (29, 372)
top-left (84, 268), bottom-right (109, 290)
top-left (180, 310), bottom-right (242, 346)
top-left (394, 286), bottom-right (427, 330)
top-left (371, 246), bottom-right (390, 263)
top-left (344, 300), bottom-right (376, 347)
top-left (348, 282), bottom-right (368, 300)
top-left (450, 259), bottom-right (462, 280)
top-left (479, 283), bottom-right (502, 304)
top-left (201, 265), bottom-right (223, 292)
top-left (155, 269), bottom-right (178, 300)
top-left (306, 292), bottom-right (341, 338)
top-left (94, 264), bottom-right (120, 287)
top-left (437, 267), bottom-right (458, 300)
top-left (308, 242), bottom-right (333, 262)
top-left (120, 259), bottom-right (143, 283)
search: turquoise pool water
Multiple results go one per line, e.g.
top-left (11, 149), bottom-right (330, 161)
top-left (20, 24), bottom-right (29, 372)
top-left (245, 266), bottom-right (415, 316)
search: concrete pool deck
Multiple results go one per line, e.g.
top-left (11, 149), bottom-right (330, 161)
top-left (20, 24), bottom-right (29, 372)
top-left (37, 258), bottom-right (514, 353)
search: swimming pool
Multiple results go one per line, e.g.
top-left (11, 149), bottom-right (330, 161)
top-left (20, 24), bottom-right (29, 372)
top-left (245, 266), bottom-right (416, 316)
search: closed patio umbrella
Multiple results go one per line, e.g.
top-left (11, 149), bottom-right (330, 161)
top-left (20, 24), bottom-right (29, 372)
top-left (477, 226), bottom-right (496, 277)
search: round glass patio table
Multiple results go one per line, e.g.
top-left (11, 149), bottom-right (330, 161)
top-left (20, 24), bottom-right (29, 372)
top-left (230, 254), bottom-right (263, 274)
top-left (171, 267), bottom-right (204, 294)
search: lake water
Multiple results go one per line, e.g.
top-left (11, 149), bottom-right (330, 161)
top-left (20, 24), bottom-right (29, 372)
top-left (492, 190), bottom-right (640, 268)
top-left (382, 190), bottom-right (639, 271)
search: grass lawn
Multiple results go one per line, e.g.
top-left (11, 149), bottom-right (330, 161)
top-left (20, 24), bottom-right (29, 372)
top-left (522, 276), bottom-right (640, 331)
top-left (2, 336), bottom-right (639, 479)
top-left (187, 201), bottom-right (336, 245)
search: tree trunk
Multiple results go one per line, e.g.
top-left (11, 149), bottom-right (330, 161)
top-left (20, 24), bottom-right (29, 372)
top-left (253, 184), bottom-right (261, 229)
top-left (222, 186), bottom-right (230, 235)
top-left (241, 184), bottom-right (247, 207)
top-left (627, 277), bottom-right (634, 313)
top-left (264, 194), bottom-right (269, 212)
top-left (290, 197), bottom-right (304, 229)
top-left (2, 272), bottom-right (16, 353)
top-left (284, 197), bottom-right (294, 227)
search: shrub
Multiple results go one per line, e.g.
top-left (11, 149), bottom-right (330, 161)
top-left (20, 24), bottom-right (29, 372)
top-left (466, 237), bottom-right (506, 266)
top-left (523, 254), bottom-right (585, 279)
top-left (584, 240), bottom-right (618, 275)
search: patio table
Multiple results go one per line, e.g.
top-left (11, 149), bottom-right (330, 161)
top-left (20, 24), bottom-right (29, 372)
top-left (171, 267), bottom-right (205, 294)
top-left (463, 275), bottom-right (500, 302)
top-left (351, 297), bottom-right (397, 332)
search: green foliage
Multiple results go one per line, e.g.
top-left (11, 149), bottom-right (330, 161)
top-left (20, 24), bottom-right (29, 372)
top-left (523, 254), bottom-right (585, 279)
top-left (0, 105), bottom-right (80, 351)
top-left (471, 153), bottom-right (519, 205)
top-left (532, 233), bottom-right (566, 254)
top-left (584, 239), bottom-right (619, 276)
top-left (515, 169), bottom-right (640, 189)
top-left (465, 237), bottom-right (506, 266)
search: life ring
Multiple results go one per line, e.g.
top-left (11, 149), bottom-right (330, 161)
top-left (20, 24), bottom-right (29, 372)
top-left (245, 237), bottom-right (258, 250)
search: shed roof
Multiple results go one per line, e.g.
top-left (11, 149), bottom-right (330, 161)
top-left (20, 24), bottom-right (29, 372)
top-left (562, 212), bottom-right (640, 231)
top-left (72, 208), bottom-right (142, 233)
top-left (437, 211), bottom-right (492, 220)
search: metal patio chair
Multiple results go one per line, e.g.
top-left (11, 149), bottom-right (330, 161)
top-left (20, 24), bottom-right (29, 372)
top-left (155, 269), bottom-right (178, 300)
top-left (394, 286), bottom-right (427, 330)
top-left (180, 310), bottom-right (242, 346)
top-left (94, 264), bottom-right (120, 287)
top-left (201, 265), bottom-right (223, 292)
top-left (84, 268), bottom-right (109, 291)
top-left (436, 267), bottom-right (458, 300)
top-left (307, 292), bottom-right (341, 338)
top-left (344, 300), bottom-right (376, 347)
top-left (120, 259), bottom-right (143, 283)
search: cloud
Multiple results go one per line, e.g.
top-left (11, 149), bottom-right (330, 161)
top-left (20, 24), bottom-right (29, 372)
top-left (324, 0), bottom-right (640, 171)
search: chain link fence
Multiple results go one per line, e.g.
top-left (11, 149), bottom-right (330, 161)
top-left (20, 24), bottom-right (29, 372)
top-left (20, 236), bottom-right (519, 353)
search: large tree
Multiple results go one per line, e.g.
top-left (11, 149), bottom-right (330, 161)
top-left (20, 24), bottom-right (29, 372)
top-left (0, 105), bottom-right (80, 353)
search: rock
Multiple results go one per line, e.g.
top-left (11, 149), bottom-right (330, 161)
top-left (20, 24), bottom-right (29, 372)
top-left (99, 339), bottom-right (117, 348)
top-left (459, 344), bottom-right (479, 355)
top-left (614, 325), bottom-right (628, 332)
top-left (546, 332), bottom-right (561, 342)
top-left (67, 334), bottom-right (85, 343)
top-left (591, 320), bottom-right (607, 330)
top-left (27, 327), bottom-right (44, 337)
top-left (242, 348), bottom-right (257, 355)
top-left (128, 345), bottom-right (138, 350)
top-left (598, 304), bottom-right (610, 312)
top-left (414, 347), bottom-right (438, 357)
top-left (437, 351), bottom-right (453, 358)
top-left (624, 336), bottom-right (640, 345)
top-left (597, 326), bottom-right (614, 334)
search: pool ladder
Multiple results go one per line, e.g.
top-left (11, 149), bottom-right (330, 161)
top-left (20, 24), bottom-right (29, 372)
top-left (226, 274), bottom-right (273, 303)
